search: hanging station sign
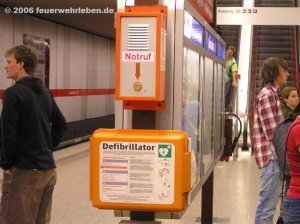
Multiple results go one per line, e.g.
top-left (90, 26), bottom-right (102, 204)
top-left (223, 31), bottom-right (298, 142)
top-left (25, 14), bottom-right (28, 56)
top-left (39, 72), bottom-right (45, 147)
top-left (217, 7), bottom-right (300, 25)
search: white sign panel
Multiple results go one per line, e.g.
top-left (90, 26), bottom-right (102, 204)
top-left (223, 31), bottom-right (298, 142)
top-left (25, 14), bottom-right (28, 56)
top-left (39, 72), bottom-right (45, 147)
top-left (121, 51), bottom-right (155, 62)
top-left (120, 17), bottom-right (157, 97)
top-left (100, 142), bottom-right (175, 204)
top-left (217, 7), bottom-right (300, 25)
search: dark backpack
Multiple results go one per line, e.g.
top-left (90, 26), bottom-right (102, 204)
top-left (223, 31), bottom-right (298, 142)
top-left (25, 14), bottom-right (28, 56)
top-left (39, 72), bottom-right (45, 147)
top-left (273, 117), bottom-right (295, 178)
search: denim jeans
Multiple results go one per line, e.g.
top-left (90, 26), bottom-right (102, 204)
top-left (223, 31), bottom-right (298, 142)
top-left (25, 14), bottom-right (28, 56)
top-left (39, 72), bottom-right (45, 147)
top-left (281, 196), bottom-right (300, 224)
top-left (255, 159), bottom-right (281, 224)
top-left (0, 168), bottom-right (57, 224)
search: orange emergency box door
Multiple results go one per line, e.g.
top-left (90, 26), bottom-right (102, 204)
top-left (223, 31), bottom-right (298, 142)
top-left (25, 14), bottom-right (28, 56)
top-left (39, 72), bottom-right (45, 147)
top-left (115, 6), bottom-right (167, 110)
top-left (90, 129), bottom-right (191, 212)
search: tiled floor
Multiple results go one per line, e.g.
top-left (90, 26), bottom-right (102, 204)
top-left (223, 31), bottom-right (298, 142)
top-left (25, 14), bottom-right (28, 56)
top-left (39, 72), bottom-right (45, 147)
top-left (2, 143), bottom-right (282, 223)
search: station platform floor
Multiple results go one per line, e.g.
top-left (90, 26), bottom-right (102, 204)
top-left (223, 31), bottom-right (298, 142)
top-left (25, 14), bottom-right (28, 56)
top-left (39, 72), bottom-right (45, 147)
top-left (1, 143), bottom-right (281, 224)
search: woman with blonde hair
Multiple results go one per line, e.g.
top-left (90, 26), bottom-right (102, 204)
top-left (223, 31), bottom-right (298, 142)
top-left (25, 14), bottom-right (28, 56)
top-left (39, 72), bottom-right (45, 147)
top-left (281, 86), bottom-right (299, 118)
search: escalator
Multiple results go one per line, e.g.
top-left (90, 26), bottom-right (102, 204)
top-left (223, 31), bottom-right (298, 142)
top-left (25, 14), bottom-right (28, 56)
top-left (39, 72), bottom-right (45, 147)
top-left (249, 0), bottom-right (298, 142)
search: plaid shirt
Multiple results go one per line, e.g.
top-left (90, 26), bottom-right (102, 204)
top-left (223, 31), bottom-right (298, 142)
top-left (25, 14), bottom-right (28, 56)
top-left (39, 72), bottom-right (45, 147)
top-left (253, 84), bottom-right (283, 168)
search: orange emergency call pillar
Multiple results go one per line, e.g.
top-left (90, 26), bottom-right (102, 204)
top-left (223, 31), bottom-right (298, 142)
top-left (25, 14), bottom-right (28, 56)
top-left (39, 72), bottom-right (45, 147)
top-left (115, 6), bottom-right (167, 110)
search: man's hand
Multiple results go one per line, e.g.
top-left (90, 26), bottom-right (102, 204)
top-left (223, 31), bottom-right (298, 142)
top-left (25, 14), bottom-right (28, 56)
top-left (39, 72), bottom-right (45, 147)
top-left (232, 72), bottom-right (238, 88)
top-left (232, 81), bottom-right (238, 88)
top-left (3, 169), bottom-right (12, 175)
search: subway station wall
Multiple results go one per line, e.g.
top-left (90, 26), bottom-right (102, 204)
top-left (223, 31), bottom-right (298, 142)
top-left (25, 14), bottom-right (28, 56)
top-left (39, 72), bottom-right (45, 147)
top-left (0, 8), bottom-right (115, 144)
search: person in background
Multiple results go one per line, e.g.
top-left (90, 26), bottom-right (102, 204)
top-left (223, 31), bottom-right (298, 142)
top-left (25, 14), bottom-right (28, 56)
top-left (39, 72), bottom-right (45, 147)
top-left (281, 86), bottom-right (299, 118)
top-left (273, 87), bottom-right (299, 224)
top-left (253, 57), bottom-right (289, 224)
top-left (281, 114), bottom-right (300, 223)
top-left (0, 45), bottom-right (68, 224)
top-left (225, 45), bottom-right (238, 112)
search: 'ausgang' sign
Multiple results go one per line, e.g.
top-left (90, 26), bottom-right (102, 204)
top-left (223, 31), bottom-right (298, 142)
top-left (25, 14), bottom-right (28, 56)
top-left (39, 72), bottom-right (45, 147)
top-left (121, 51), bottom-right (155, 62)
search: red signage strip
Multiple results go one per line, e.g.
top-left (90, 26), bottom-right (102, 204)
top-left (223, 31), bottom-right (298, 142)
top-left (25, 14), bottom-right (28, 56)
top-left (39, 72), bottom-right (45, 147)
top-left (1, 89), bottom-right (115, 99)
top-left (50, 89), bottom-right (115, 97)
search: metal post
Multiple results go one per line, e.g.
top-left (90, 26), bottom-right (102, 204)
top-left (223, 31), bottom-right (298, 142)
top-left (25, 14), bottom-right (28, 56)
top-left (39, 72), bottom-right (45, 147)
top-left (129, 0), bottom-right (159, 220)
top-left (201, 171), bottom-right (214, 224)
top-left (130, 211), bottom-right (155, 221)
top-left (130, 110), bottom-right (156, 221)
top-left (242, 117), bottom-right (249, 151)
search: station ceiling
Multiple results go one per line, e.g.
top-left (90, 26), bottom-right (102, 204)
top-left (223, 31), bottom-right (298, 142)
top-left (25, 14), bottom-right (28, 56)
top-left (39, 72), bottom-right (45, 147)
top-left (0, 0), bottom-right (117, 40)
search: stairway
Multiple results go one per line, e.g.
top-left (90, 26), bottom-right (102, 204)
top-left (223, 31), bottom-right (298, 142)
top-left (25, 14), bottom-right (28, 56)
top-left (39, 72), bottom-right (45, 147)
top-left (249, 0), bottom-right (298, 142)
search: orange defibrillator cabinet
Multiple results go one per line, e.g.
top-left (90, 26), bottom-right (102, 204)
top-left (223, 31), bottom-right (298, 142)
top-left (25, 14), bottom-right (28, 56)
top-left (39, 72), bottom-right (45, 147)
top-left (90, 129), bottom-right (191, 212)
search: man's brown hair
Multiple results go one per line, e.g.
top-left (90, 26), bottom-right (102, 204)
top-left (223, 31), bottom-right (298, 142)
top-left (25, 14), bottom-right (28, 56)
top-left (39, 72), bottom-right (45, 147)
top-left (5, 45), bottom-right (37, 75)
top-left (260, 56), bottom-right (288, 86)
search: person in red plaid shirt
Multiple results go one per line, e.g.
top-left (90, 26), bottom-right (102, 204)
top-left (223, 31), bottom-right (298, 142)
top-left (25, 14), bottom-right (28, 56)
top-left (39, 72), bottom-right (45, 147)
top-left (254, 57), bottom-right (289, 224)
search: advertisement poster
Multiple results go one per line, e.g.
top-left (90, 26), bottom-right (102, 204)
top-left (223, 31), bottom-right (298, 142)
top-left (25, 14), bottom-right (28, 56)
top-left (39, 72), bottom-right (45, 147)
top-left (23, 34), bottom-right (50, 88)
top-left (99, 142), bottom-right (175, 204)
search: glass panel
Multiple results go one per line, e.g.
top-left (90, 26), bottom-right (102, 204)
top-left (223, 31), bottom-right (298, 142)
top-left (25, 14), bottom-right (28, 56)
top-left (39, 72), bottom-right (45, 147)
top-left (202, 58), bottom-right (214, 172)
top-left (215, 64), bottom-right (223, 155)
top-left (182, 48), bottom-right (201, 187)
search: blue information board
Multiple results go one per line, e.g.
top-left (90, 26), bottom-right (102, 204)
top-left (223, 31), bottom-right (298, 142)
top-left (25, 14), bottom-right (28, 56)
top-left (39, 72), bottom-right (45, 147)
top-left (184, 11), bottom-right (204, 47)
top-left (205, 31), bottom-right (216, 55)
top-left (217, 43), bottom-right (225, 60)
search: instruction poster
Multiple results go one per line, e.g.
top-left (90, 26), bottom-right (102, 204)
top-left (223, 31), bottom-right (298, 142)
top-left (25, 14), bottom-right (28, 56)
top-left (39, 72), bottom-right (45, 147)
top-left (99, 142), bottom-right (175, 204)
top-left (23, 34), bottom-right (50, 88)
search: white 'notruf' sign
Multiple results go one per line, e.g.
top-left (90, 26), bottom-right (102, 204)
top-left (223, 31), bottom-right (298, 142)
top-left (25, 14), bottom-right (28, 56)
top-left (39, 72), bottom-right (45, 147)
top-left (122, 51), bottom-right (155, 62)
top-left (217, 7), bottom-right (300, 25)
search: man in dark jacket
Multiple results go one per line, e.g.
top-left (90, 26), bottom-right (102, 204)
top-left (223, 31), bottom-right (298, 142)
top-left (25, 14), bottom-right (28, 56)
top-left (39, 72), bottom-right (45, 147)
top-left (0, 45), bottom-right (68, 224)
